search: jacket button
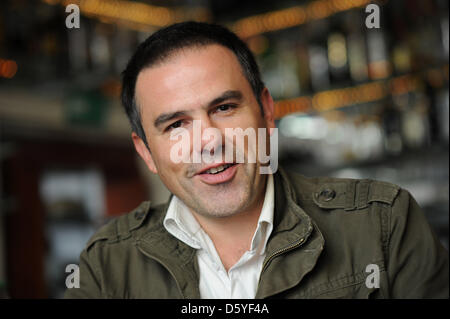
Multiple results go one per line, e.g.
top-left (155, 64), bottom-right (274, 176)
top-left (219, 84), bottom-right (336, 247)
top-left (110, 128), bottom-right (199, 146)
top-left (318, 188), bottom-right (336, 202)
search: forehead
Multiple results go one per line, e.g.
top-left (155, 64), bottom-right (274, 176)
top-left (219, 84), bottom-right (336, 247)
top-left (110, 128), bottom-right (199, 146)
top-left (135, 44), bottom-right (252, 119)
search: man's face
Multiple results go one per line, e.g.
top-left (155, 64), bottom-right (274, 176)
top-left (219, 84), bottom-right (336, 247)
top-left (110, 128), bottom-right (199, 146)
top-left (133, 44), bottom-right (275, 219)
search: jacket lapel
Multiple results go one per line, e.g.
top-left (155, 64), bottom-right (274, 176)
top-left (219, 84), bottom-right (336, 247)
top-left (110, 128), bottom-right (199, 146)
top-left (136, 228), bottom-right (201, 298)
top-left (135, 196), bottom-right (201, 299)
top-left (255, 169), bottom-right (325, 298)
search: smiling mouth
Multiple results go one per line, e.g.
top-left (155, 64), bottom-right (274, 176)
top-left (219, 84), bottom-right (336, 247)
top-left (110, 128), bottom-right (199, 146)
top-left (196, 163), bottom-right (239, 185)
top-left (201, 163), bottom-right (235, 175)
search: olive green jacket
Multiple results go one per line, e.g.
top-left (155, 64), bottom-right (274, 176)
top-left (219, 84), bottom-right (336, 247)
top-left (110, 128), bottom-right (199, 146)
top-left (65, 168), bottom-right (449, 299)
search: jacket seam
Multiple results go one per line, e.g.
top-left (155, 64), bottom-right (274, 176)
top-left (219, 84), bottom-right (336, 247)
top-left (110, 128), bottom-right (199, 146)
top-left (301, 264), bottom-right (386, 298)
top-left (303, 273), bottom-right (364, 298)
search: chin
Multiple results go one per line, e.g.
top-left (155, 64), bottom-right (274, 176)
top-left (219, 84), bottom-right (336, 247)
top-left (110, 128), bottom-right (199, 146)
top-left (195, 195), bottom-right (250, 218)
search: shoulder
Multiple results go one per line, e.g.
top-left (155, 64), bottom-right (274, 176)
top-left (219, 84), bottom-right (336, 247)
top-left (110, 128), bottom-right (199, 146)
top-left (84, 200), bottom-right (169, 251)
top-left (278, 168), bottom-right (402, 211)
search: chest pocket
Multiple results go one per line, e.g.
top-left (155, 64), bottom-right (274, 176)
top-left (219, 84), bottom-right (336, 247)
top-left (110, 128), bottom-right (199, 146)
top-left (306, 179), bottom-right (398, 299)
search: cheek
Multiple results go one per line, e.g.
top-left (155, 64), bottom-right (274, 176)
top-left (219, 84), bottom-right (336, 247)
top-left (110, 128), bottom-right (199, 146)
top-left (149, 139), bottom-right (176, 167)
top-left (152, 138), bottom-right (190, 175)
top-left (154, 157), bottom-right (186, 193)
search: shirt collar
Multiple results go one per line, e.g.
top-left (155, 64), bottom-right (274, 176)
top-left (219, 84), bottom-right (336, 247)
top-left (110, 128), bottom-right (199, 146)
top-left (163, 174), bottom-right (274, 254)
top-left (163, 194), bottom-right (202, 249)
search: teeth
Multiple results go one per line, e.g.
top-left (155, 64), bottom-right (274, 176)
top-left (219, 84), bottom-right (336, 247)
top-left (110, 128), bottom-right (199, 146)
top-left (209, 167), bottom-right (220, 174)
top-left (206, 164), bottom-right (231, 174)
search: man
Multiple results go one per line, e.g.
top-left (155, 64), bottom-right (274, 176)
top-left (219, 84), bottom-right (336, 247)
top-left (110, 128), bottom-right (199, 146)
top-left (65, 22), bottom-right (448, 299)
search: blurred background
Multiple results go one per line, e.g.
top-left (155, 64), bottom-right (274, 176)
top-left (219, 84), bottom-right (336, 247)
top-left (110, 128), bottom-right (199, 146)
top-left (0, 0), bottom-right (448, 298)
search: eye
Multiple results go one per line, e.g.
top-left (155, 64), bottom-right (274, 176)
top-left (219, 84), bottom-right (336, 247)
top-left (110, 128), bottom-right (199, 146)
top-left (166, 120), bottom-right (183, 132)
top-left (215, 104), bottom-right (236, 113)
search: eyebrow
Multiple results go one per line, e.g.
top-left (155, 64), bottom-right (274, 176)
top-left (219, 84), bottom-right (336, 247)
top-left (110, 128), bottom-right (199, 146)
top-left (153, 90), bottom-right (243, 129)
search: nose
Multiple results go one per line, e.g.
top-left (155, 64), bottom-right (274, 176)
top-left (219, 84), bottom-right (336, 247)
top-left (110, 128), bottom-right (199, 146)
top-left (192, 115), bottom-right (223, 162)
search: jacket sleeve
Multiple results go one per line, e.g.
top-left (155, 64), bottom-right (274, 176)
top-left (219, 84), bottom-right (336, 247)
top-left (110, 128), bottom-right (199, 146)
top-left (386, 188), bottom-right (449, 298)
top-left (64, 246), bottom-right (104, 299)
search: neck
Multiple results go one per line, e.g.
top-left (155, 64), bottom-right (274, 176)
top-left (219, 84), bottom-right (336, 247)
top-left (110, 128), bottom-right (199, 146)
top-left (191, 175), bottom-right (268, 270)
top-left (196, 199), bottom-right (264, 245)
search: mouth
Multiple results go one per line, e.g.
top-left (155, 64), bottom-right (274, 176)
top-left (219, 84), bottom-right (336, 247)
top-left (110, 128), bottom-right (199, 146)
top-left (196, 163), bottom-right (239, 185)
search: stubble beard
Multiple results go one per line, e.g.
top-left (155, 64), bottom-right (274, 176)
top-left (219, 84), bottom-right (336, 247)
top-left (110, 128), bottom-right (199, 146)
top-left (181, 163), bottom-right (259, 219)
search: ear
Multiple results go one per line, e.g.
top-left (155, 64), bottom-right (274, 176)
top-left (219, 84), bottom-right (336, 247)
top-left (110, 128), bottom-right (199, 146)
top-left (132, 132), bottom-right (158, 174)
top-left (260, 87), bottom-right (276, 135)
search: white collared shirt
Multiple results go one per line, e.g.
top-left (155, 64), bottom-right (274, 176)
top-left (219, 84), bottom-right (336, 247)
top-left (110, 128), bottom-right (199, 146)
top-left (163, 174), bottom-right (274, 299)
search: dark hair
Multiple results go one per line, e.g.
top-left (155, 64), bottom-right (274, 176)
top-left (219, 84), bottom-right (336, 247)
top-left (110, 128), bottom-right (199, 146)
top-left (121, 21), bottom-right (265, 147)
